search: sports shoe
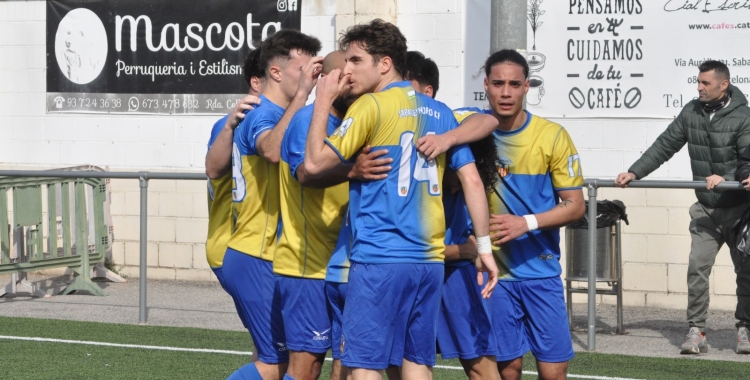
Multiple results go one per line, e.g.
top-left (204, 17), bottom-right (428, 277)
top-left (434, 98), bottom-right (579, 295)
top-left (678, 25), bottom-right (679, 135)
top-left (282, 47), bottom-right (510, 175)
top-left (737, 327), bottom-right (750, 354)
top-left (680, 327), bottom-right (707, 354)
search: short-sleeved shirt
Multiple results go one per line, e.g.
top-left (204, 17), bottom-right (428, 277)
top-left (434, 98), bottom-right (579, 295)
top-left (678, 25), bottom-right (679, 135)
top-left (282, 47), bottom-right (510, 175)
top-left (274, 104), bottom-right (349, 279)
top-left (325, 81), bottom-right (475, 264)
top-left (227, 95), bottom-right (285, 261)
top-left (455, 108), bottom-right (584, 280)
top-left (206, 114), bottom-right (233, 268)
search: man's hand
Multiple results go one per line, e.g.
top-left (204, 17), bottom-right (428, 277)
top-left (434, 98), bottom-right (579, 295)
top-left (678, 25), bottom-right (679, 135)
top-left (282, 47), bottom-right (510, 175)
top-left (706, 174), bottom-right (725, 190)
top-left (297, 56), bottom-right (324, 97)
top-left (417, 134), bottom-right (455, 161)
top-left (315, 69), bottom-right (350, 106)
top-left (742, 175), bottom-right (750, 190)
top-left (225, 95), bottom-right (261, 130)
top-left (475, 254), bottom-right (498, 298)
top-left (458, 235), bottom-right (478, 261)
top-left (348, 145), bottom-right (392, 181)
top-left (614, 172), bottom-right (636, 188)
top-left (489, 214), bottom-right (530, 245)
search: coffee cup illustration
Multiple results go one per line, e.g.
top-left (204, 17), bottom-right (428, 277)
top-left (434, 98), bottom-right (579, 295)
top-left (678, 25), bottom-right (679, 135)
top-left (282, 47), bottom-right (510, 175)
top-left (527, 75), bottom-right (545, 105)
top-left (527, 52), bottom-right (546, 73)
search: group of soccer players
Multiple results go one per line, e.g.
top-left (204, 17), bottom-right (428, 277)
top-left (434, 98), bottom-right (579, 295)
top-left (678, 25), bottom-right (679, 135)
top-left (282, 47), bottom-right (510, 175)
top-left (206, 19), bottom-right (585, 380)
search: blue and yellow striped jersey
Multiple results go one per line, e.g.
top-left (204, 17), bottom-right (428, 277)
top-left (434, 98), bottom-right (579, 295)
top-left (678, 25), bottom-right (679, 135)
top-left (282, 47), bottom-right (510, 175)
top-left (275, 104), bottom-right (349, 279)
top-left (325, 81), bottom-right (475, 264)
top-left (227, 95), bottom-right (284, 261)
top-left (206, 115), bottom-right (233, 268)
top-left (455, 108), bottom-right (584, 280)
top-left (325, 213), bottom-right (351, 284)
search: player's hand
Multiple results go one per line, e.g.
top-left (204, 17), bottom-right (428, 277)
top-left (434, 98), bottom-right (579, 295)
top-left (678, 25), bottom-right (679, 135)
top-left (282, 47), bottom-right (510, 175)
top-left (417, 133), bottom-right (454, 161)
top-left (297, 56), bottom-right (324, 97)
top-left (489, 214), bottom-right (529, 245)
top-left (315, 69), bottom-right (350, 106)
top-left (349, 145), bottom-right (392, 181)
top-left (742, 175), bottom-right (750, 190)
top-left (475, 254), bottom-right (498, 298)
top-left (225, 95), bottom-right (260, 130)
top-left (614, 172), bottom-right (636, 188)
top-left (706, 174), bottom-right (725, 190)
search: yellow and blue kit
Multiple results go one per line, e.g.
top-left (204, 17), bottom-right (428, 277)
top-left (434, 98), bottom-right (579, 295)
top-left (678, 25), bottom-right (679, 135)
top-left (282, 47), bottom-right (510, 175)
top-left (454, 108), bottom-right (584, 280)
top-left (275, 103), bottom-right (349, 279)
top-left (227, 94), bottom-right (284, 260)
top-left (325, 81), bottom-right (475, 264)
top-left (206, 114), bottom-right (233, 269)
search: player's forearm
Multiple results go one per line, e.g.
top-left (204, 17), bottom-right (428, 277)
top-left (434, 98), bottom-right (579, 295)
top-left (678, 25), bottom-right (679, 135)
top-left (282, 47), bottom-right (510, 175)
top-left (257, 94), bottom-right (308, 164)
top-left (534, 189), bottom-right (586, 230)
top-left (303, 102), bottom-right (338, 176)
top-left (451, 114), bottom-right (498, 145)
top-left (457, 165), bottom-right (490, 237)
top-left (205, 127), bottom-right (234, 179)
top-left (297, 163), bottom-right (353, 188)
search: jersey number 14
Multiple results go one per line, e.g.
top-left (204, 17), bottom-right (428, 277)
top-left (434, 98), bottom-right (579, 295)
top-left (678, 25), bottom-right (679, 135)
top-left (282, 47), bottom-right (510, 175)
top-left (398, 132), bottom-right (440, 197)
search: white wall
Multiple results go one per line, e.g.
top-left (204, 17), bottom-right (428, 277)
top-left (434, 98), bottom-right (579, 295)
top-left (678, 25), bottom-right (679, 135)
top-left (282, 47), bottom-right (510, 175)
top-left (1, 0), bottom-right (733, 311)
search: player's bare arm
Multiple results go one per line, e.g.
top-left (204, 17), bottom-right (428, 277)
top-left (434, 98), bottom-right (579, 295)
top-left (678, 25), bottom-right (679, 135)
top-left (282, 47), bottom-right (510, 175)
top-left (304, 69), bottom-right (351, 176)
top-left (297, 145), bottom-right (392, 188)
top-left (455, 163), bottom-right (498, 298)
top-left (443, 235), bottom-right (478, 262)
top-left (205, 95), bottom-right (260, 178)
top-left (256, 56), bottom-right (324, 164)
top-left (416, 113), bottom-right (498, 161)
top-left (490, 188), bottom-right (585, 245)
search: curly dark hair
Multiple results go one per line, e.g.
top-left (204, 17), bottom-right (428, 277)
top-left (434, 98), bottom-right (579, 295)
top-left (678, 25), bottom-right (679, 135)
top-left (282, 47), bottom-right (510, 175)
top-left (469, 135), bottom-right (499, 192)
top-left (259, 29), bottom-right (321, 72)
top-left (243, 48), bottom-right (264, 83)
top-left (338, 19), bottom-right (407, 76)
top-left (404, 51), bottom-right (440, 97)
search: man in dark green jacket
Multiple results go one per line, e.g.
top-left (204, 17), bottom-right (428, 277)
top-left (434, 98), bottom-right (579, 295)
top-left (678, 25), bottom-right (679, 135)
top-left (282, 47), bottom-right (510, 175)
top-left (615, 60), bottom-right (750, 355)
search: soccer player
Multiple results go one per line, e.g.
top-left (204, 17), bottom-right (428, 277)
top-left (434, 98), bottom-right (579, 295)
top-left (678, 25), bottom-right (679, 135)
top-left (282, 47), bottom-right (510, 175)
top-left (224, 30), bottom-right (323, 380)
top-left (404, 51), bottom-right (500, 380)
top-left (420, 50), bottom-right (586, 380)
top-left (206, 48), bottom-right (263, 286)
top-left (274, 51), bottom-right (355, 380)
top-left (303, 19), bottom-right (499, 380)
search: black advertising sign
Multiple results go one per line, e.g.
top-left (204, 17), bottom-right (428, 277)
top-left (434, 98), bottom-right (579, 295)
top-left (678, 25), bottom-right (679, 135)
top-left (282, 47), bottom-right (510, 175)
top-left (46, 0), bottom-right (301, 114)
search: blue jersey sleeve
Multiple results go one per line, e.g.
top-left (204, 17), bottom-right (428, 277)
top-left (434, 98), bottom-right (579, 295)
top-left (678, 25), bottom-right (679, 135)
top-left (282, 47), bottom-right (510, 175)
top-left (281, 108), bottom-right (311, 179)
top-left (208, 115), bottom-right (229, 148)
top-left (235, 107), bottom-right (276, 155)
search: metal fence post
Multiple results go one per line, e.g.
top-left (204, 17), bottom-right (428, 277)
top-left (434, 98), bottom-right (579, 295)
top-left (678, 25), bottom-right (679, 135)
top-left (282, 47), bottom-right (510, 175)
top-left (139, 172), bottom-right (149, 325)
top-left (587, 183), bottom-right (598, 350)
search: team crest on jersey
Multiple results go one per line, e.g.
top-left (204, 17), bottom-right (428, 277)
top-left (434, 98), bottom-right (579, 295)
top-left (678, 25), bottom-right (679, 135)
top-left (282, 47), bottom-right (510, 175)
top-left (400, 186), bottom-right (407, 195)
top-left (496, 156), bottom-right (512, 178)
top-left (332, 117), bottom-right (354, 138)
top-left (432, 184), bottom-right (439, 193)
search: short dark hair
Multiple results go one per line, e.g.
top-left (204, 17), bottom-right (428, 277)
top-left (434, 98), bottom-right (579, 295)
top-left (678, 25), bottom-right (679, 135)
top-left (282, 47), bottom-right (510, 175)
top-left (484, 49), bottom-right (529, 79)
top-left (339, 19), bottom-right (407, 76)
top-left (259, 29), bottom-right (321, 72)
top-left (243, 48), bottom-right (264, 83)
top-left (404, 51), bottom-right (440, 97)
top-left (699, 60), bottom-right (730, 81)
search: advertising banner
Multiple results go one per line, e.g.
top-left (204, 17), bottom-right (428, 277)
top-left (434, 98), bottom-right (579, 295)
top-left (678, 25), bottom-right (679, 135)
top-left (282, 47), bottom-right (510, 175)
top-left (46, 0), bottom-right (301, 115)
top-left (525, 0), bottom-right (750, 118)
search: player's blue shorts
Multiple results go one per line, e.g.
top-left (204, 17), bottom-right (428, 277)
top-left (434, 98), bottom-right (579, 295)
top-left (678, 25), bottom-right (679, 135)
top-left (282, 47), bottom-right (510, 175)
top-left (212, 266), bottom-right (246, 330)
top-left (488, 277), bottom-right (574, 363)
top-left (342, 261), bottom-right (444, 369)
top-left (276, 275), bottom-right (332, 353)
top-left (222, 248), bottom-right (288, 364)
top-left (437, 263), bottom-right (498, 360)
top-left (325, 281), bottom-right (348, 360)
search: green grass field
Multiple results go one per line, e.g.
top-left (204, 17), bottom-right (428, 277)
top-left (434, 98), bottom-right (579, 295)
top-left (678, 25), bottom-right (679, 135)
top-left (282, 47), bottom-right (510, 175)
top-left (1, 316), bottom-right (749, 379)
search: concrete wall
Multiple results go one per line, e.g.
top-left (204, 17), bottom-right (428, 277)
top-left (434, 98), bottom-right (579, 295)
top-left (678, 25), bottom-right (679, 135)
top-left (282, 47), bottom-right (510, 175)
top-left (0, 0), bottom-right (736, 311)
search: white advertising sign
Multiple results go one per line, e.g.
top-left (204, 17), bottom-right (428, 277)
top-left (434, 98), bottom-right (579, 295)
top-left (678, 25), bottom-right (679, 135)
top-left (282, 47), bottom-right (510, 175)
top-left (526, 0), bottom-right (750, 118)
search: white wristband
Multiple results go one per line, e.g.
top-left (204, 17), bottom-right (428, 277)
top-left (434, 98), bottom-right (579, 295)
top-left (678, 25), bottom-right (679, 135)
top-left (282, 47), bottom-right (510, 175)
top-left (476, 235), bottom-right (492, 256)
top-left (523, 214), bottom-right (539, 231)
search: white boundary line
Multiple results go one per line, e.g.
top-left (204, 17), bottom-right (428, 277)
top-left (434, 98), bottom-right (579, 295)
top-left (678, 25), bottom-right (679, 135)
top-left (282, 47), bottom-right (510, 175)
top-left (0, 335), bottom-right (644, 380)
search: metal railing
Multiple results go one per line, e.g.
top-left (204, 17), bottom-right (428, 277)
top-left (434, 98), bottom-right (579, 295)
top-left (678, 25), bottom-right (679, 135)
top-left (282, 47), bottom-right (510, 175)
top-left (0, 169), bottom-right (743, 349)
top-left (583, 178), bottom-right (745, 350)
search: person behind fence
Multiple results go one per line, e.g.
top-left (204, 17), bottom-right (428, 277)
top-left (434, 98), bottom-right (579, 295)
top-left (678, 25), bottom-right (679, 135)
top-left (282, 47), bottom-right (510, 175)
top-left (615, 60), bottom-right (750, 355)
